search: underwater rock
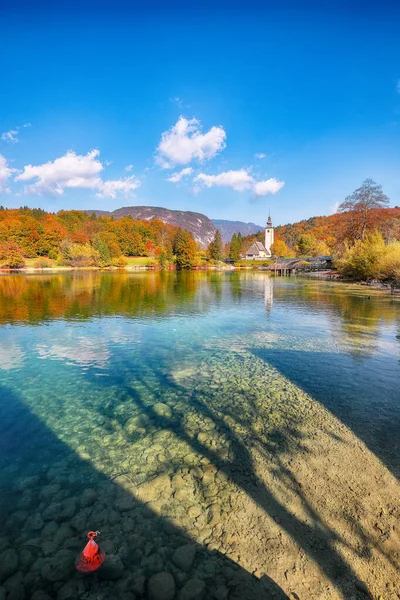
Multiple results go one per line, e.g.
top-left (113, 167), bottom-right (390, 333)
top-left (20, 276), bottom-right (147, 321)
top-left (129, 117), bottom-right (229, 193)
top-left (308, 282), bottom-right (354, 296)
top-left (153, 403), bottom-right (173, 419)
top-left (132, 574), bottom-right (146, 595)
top-left (40, 549), bottom-right (75, 582)
top-left (98, 555), bottom-right (124, 580)
top-left (18, 548), bottom-right (33, 571)
top-left (80, 488), bottom-right (97, 508)
top-left (148, 571), bottom-right (176, 600)
top-left (115, 495), bottom-right (136, 512)
top-left (25, 513), bottom-right (44, 531)
top-left (141, 552), bottom-right (164, 574)
top-left (0, 548), bottom-right (19, 581)
top-left (6, 583), bottom-right (25, 600)
top-left (125, 414), bottom-right (151, 434)
top-left (13, 476), bottom-right (40, 493)
top-left (172, 545), bottom-right (196, 572)
top-left (213, 586), bottom-right (229, 600)
top-left (56, 580), bottom-right (81, 600)
top-left (30, 592), bottom-right (53, 600)
top-left (178, 578), bottom-right (206, 600)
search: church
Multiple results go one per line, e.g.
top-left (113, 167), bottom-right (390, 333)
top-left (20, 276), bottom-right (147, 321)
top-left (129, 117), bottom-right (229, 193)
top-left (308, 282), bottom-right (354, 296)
top-left (245, 214), bottom-right (274, 260)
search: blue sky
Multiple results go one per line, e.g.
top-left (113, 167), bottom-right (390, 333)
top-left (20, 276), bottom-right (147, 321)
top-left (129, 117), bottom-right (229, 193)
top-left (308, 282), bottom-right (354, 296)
top-left (1, 1), bottom-right (399, 226)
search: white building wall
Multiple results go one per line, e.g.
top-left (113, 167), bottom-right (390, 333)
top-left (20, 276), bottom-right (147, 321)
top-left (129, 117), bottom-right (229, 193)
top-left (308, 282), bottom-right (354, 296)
top-left (265, 226), bottom-right (274, 255)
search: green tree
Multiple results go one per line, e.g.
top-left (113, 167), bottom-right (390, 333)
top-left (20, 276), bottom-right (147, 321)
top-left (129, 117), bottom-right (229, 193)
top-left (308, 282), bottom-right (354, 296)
top-left (92, 233), bottom-right (111, 267)
top-left (173, 229), bottom-right (197, 269)
top-left (229, 233), bottom-right (242, 261)
top-left (208, 229), bottom-right (223, 261)
top-left (296, 234), bottom-right (317, 256)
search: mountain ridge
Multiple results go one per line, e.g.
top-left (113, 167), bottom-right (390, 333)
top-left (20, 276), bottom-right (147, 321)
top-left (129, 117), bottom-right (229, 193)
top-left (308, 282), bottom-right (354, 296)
top-left (84, 206), bottom-right (264, 246)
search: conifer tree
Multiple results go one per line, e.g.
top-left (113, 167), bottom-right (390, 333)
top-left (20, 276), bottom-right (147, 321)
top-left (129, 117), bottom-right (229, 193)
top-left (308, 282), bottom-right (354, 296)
top-left (208, 229), bottom-right (223, 261)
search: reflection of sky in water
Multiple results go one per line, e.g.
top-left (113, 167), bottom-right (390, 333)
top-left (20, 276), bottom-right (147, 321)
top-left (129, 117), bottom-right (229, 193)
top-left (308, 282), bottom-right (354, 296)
top-left (0, 340), bottom-right (24, 371)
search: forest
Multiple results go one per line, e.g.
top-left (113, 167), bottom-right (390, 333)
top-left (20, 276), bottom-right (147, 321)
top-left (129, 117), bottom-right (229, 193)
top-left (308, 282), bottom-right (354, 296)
top-left (1, 179), bottom-right (400, 283)
top-left (0, 208), bottom-right (199, 269)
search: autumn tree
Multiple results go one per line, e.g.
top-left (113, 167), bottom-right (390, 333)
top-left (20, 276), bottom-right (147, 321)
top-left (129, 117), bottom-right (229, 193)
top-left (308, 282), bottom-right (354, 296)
top-left (335, 231), bottom-right (386, 280)
top-left (271, 239), bottom-right (288, 257)
top-left (207, 229), bottom-right (223, 261)
top-left (338, 179), bottom-right (390, 243)
top-left (173, 229), bottom-right (197, 269)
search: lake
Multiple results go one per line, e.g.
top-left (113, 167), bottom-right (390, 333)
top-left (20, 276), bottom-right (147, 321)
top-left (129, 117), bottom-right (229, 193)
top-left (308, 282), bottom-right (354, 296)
top-left (0, 271), bottom-right (399, 600)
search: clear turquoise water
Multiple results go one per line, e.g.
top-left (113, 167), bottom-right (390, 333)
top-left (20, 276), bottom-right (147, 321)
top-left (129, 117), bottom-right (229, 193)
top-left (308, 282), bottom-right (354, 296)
top-left (0, 271), bottom-right (399, 599)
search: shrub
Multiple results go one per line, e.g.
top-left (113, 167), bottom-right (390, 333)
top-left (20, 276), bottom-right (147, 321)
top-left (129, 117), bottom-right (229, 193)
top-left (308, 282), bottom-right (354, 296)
top-left (59, 240), bottom-right (100, 267)
top-left (377, 241), bottom-right (400, 284)
top-left (3, 251), bottom-right (25, 268)
top-left (114, 256), bottom-right (128, 268)
top-left (35, 257), bottom-right (55, 268)
top-left (335, 231), bottom-right (385, 280)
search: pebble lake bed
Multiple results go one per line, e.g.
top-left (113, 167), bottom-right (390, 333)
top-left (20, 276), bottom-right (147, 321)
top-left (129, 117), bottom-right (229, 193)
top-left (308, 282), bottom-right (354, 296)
top-left (0, 271), bottom-right (399, 600)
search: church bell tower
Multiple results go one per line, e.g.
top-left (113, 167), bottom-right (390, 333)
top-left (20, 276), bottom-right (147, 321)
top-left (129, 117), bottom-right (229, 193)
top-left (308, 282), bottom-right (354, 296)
top-left (265, 213), bottom-right (274, 256)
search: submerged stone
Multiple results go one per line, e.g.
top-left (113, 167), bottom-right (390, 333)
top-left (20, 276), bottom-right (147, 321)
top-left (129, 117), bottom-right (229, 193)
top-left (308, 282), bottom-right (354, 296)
top-left (178, 578), bottom-right (206, 600)
top-left (148, 571), bottom-right (176, 600)
top-left (172, 544), bottom-right (196, 572)
top-left (0, 548), bottom-right (19, 581)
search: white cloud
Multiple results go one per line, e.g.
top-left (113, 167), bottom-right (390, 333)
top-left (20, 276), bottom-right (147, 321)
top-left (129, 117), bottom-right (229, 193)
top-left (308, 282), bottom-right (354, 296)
top-left (1, 123), bottom-right (31, 144)
top-left (15, 149), bottom-right (140, 198)
top-left (1, 129), bottom-right (19, 143)
top-left (166, 167), bottom-right (193, 183)
top-left (253, 178), bottom-right (285, 196)
top-left (157, 116), bottom-right (226, 168)
top-left (125, 164), bottom-right (133, 172)
top-left (195, 169), bottom-right (254, 191)
top-left (0, 154), bottom-right (17, 193)
top-left (194, 168), bottom-right (285, 196)
top-left (97, 175), bottom-right (140, 199)
top-left (15, 149), bottom-right (103, 195)
top-left (254, 153), bottom-right (267, 159)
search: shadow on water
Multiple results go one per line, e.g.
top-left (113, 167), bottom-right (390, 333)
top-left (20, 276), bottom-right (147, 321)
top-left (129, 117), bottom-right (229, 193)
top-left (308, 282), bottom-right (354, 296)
top-left (0, 385), bottom-right (289, 600)
top-left (78, 353), bottom-right (390, 600)
top-left (249, 348), bottom-right (400, 480)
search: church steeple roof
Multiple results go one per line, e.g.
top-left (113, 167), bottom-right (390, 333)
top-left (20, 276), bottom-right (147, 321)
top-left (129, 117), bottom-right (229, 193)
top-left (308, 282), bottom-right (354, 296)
top-left (266, 212), bottom-right (273, 227)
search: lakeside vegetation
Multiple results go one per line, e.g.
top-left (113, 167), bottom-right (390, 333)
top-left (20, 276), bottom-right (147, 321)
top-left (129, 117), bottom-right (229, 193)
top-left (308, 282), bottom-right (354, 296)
top-left (1, 179), bottom-right (400, 284)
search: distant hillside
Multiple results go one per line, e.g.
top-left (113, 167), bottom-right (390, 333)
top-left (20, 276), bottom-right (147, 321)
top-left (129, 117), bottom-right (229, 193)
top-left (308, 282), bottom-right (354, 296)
top-left (244, 207), bottom-right (400, 252)
top-left (85, 206), bottom-right (215, 247)
top-left (211, 219), bottom-right (263, 243)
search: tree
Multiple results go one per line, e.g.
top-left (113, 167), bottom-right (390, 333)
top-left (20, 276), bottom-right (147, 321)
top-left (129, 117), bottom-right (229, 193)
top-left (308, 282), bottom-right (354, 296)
top-left (338, 179), bottom-right (389, 243)
top-left (229, 233), bottom-right (241, 261)
top-left (92, 233), bottom-right (111, 266)
top-left (295, 234), bottom-right (317, 256)
top-left (377, 241), bottom-right (400, 285)
top-left (271, 239), bottom-right (288, 257)
top-left (208, 229), bottom-right (223, 261)
top-left (335, 230), bottom-right (386, 280)
top-left (173, 229), bottom-right (197, 269)
top-left (0, 241), bottom-right (25, 268)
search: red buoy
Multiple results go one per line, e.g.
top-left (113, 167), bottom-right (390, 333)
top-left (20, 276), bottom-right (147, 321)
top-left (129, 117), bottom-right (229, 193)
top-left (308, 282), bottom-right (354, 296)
top-left (76, 531), bottom-right (105, 573)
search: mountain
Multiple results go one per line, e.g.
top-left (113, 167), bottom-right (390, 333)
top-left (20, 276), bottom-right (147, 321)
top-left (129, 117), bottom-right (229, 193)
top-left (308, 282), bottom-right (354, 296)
top-left (211, 219), bottom-right (263, 243)
top-left (84, 206), bottom-right (265, 247)
top-left (84, 206), bottom-right (215, 247)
